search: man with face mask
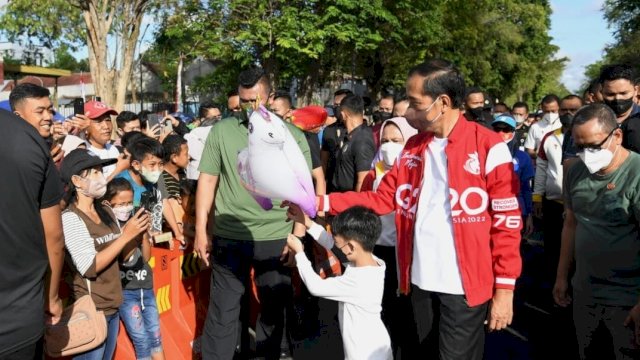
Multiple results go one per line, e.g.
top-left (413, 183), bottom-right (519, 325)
top-left (600, 64), bottom-right (640, 154)
top-left (511, 102), bottom-right (531, 151)
top-left (321, 88), bottom-right (352, 193)
top-left (554, 104), bottom-right (640, 359)
top-left (317, 59), bottom-right (522, 359)
top-left (194, 66), bottom-right (313, 360)
top-left (463, 87), bottom-right (492, 128)
top-left (524, 94), bottom-right (561, 159)
top-left (532, 98), bottom-right (572, 292)
top-left (371, 95), bottom-right (395, 148)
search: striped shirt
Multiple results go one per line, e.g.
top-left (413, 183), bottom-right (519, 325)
top-left (62, 203), bottom-right (123, 314)
top-left (160, 170), bottom-right (183, 200)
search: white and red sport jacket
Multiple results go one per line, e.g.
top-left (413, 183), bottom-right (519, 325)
top-left (319, 114), bottom-right (522, 307)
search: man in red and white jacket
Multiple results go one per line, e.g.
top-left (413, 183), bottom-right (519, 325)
top-left (317, 60), bottom-right (522, 359)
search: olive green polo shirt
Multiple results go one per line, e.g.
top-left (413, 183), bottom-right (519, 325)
top-left (198, 115), bottom-right (312, 241)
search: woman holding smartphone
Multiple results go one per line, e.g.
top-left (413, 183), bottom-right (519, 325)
top-left (60, 149), bottom-right (149, 360)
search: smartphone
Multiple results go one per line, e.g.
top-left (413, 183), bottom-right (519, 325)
top-left (73, 98), bottom-right (84, 116)
top-left (140, 191), bottom-right (156, 213)
top-left (147, 114), bottom-right (161, 130)
top-left (163, 118), bottom-right (173, 133)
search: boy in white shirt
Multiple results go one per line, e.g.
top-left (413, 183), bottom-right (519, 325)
top-left (285, 203), bottom-right (392, 360)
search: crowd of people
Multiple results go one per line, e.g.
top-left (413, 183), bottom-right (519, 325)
top-left (1, 58), bottom-right (640, 360)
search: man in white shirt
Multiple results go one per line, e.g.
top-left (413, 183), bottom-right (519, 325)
top-left (185, 103), bottom-right (221, 180)
top-left (83, 100), bottom-right (121, 179)
top-left (524, 94), bottom-right (561, 159)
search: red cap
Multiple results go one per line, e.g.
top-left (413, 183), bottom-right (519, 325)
top-left (84, 100), bottom-right (118, 119)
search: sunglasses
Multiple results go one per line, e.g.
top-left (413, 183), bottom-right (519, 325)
top-left (492, 125), bottom-right (513, 133)
top-left (575, 127), bottom-right (618, 152)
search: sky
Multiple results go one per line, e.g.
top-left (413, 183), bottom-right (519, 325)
top-left (549, 0), bottom-right (614, 92)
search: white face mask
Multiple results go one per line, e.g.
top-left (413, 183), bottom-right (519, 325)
top-left (141, 167), bottom-right (162, 184)
top-left (514, 115), bottom-right (525, 124)
top-left (577, 136), bottom-right (617, 174)
top-left (543, 112), bottom-right (559, 125)
top-left (112, 204), bottom-right (134, 222)
top-left (78, 173), bottom-right (107, 199)
top-left (380, 142), bottom-right (404, 166)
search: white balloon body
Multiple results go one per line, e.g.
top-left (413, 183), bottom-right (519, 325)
top-left (237, 106), bottom-right (317, 217)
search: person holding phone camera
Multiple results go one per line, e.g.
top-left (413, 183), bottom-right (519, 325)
top-left (60, 149), bottom-right (149, 360)
top-left (83, 100), bottom-right (132, 181)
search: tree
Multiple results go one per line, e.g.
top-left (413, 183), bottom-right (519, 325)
top-left (582, 1), bottom-right (640, 90)
top-left (1, 0), bottom-right (152, 111)
top-left (148, 0), bottom-right (407, 105)
top-left (49, 44), bottom-right (90, 72)
top-left (147, 0), bottom-right (565, 109)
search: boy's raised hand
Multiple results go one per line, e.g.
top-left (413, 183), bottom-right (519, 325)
top-left (286, 234), bottom-right (304, 254)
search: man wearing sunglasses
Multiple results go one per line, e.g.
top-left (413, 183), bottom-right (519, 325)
top-left (554, 103), bottom-right (640, 359)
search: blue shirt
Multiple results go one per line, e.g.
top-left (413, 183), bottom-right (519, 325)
top-left (513, 149), bottom-right (534, 217)
top-left (116, 170), bottom-right (154, 207)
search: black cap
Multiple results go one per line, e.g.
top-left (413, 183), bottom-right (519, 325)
top-left (60, 148), bottom-right (117, 183)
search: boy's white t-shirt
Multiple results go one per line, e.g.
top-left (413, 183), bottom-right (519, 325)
top-left (412, 137), bottom-right (465, 295)
top-left (296, 223), bottom-right (393, 360)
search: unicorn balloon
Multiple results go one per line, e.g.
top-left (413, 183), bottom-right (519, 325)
top-left (237, 105), bottom-right (317, 217)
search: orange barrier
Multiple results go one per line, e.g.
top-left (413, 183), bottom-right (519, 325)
top-left (114, 240), bottom-right (210, 359)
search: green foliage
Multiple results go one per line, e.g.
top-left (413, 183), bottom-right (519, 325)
top-left (157, 0), bottom-right (563, 107)
top-left (2, 0), bottom-right (566, 109)
top-left (583, 1), bottom-right (640, 91)
top-left (48, 44), bottom-right (90, 72)
top-left (0, 0), bottom-right (84, 50)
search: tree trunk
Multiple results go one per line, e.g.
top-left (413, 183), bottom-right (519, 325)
top-left (81, 0), bottom-right (148, 111)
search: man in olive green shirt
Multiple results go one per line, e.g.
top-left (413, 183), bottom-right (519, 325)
top-left (554, 104), bottom-right (640, 359)
top-left (195, 67), bottom-right (311, 360)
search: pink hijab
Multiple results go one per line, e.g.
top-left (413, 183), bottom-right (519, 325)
top-left (371, 117), bottom-right (418, 169)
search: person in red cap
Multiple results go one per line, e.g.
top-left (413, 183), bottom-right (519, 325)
top-left (83, 100), bottom-right (127, 180)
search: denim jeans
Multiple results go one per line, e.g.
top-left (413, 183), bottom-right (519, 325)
top-left (73, 312), bottom-right (120, 360)
top-left (119, 288), bottom-right (163, 360)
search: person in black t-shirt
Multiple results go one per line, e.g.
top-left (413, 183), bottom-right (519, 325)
top-left (331, 94), bottom-right (376, 193)
top-left (599, 64), bottom-right (640, 153)
top-left (322, 89), bottom-right (353, 193)
top-left (462, 87), bottom-right (492, 129)
top-left (0, 109), bottom-right (65, 358)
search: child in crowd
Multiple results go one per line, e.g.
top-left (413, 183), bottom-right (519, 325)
top-left (116, 136), bottom-right (184, 246)
top-left (159, 135), bottom-right (189, 239)
top-left (284, 203), bottom-right (392, 360)
top-left (102, 178), bottom-right (165, 360)
top-left (361, 117), bottom-right (418, 357)
top-left (60, 149), bottom-right (149, 359)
